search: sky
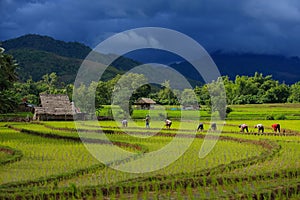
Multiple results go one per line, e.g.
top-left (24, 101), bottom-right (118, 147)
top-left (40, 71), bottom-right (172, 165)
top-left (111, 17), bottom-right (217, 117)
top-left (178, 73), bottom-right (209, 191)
top-left (1, 0), bottom-right (300, 57)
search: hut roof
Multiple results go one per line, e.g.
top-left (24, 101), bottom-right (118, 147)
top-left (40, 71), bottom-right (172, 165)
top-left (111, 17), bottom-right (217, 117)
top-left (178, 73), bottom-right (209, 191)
top-left (35, 94), bottom-right (74, 115)
top-left (135, 98), bottom-right (156, 104)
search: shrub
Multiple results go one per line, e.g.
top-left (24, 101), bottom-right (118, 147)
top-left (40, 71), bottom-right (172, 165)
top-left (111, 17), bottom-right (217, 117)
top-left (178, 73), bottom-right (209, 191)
top-left (226, 106), bottom-right (233, 115)
top-left (265, 114), bottom-right (274, 120)
top-left (275, 114), bottom-right (287, 120)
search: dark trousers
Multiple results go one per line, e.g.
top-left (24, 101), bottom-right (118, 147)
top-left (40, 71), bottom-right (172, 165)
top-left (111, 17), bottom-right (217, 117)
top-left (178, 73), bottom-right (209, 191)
top-left (197, 124), bottom-right (203, 131)
top-left (258, 126), bottom-right (264, 133)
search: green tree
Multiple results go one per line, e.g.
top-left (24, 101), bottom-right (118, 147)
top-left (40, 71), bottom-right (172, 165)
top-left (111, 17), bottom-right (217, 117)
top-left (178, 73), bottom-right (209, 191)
top-left (261, 83), bottom-right (290, 103)
top-left (0, 47), bottom-right (19, 113)
top-left (234, 75), bottom-right (259, 96)
top-left (95, 81), bottom-right (110, 106)
top-left (222, 76), bottom-right (235, 104)
top-left (73, 82), bottom-right (98, 114)
top-left (181, 89), bottom-right (198, 106)
top-left (288, 82), bottom-right (300, 103)
top-left (94, 74), bottom-right (122, 107)
top-left (157, 80), bottom-right (179, 105)
top-left (194, 85), bottom-right (210, 105)
top-left (112, 73), bottom-right (148, 116)
top-left (207, 77), bottom-right (227, 119)
top-left (13, 79), bottom-right (39, 105)
top-left (39, 72), bottom-right (59, 94)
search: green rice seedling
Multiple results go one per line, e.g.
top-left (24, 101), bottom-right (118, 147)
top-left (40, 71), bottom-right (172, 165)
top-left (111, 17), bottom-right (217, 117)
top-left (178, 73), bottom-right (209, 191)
top-left (176, 187), bottom-right (183, 200)
top-left (185, 184), bottom-right (194, 200)
top-left (0, 108), bottom-right (299, 199)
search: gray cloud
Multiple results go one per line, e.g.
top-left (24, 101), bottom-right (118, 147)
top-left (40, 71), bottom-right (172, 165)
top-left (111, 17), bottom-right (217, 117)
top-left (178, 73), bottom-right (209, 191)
top-left (1, 0), bottom-right (300, 56)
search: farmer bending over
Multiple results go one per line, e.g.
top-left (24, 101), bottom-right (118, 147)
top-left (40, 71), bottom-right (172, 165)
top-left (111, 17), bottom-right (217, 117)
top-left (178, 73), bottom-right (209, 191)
top-left (271, 123), bottom-right (280, 133)
top-left (165, 119), bottom-right (172, 129)
top-left (210, 122), bottom-right (217, 131)
top-left (239, 124), bottom-right (249, 133)
top-left (121, 119), bottom-right (128, 127)
top-left (197, 122), bottom-right (204, 131)
top-left (255, 124), bottom-right (264, 133)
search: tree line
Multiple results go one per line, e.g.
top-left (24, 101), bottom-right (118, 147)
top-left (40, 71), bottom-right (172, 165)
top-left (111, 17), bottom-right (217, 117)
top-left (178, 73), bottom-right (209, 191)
top-left (1, 48), bottom-right (300, 114)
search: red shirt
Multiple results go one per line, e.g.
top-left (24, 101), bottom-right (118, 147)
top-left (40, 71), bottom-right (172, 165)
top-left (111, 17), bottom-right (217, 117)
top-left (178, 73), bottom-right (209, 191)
top-left (272, 124), bottom-right (278, 129)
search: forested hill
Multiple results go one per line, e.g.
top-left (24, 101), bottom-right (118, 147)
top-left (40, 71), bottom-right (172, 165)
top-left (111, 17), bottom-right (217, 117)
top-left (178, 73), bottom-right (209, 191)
top-left (1, 34), bottom-right (300, 85)
top-left (1, 34), bottom-right (140, 83)
top-left (168, 52), bottom-right (300, 85)
top-left (212, 52), bottom-right (300, 84)
top-left (2, 34), bottom-right (91, 59)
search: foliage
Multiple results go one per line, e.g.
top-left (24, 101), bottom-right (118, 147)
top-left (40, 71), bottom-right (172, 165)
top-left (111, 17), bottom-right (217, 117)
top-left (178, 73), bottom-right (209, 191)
top-left (207, 77), bottom-right (227, 119)
top-left (288, 81), bottom-right (300, 103)
top-left (180, 89), bottom-right (198, 106)
top-left (265, 114), bottom-right (275, 120)
top-left (0, 47), bottom-right (19, 113)
top-left (73, 82), bottom-right (98, 113)
top-left (0, 38), bottom-right (298, 110)
top-left (2, 34), bottom-right (91, 59)
top-left (194, 85), bottom-right (210, 105)
top-left (13, 72), bottom-right (69, 105)
top-left (226, 106), bottom-right (233, 115)
top-left (222, 73), bottom-right (291, 104)
top-left (275, 114), bottom-right (287, 120)
top-left (8, 71), bottom-right (300, 118)
top-left (112, 73), bottom-right (149, 116)
top-left (7, 48), bottom-right (81, 83)
top-left (0, 48), bottom-right (18, 90)
top-left (2, 34), bottom-right (142, 83)
top-left (2, 48), bottom-right (300, 115)
top-left (156, 80), bottom-right (180, 105)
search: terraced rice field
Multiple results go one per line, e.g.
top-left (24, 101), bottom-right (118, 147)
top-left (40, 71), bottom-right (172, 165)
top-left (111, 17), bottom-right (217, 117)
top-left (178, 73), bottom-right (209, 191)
top-left (0, 117), bottom-right (299, 199)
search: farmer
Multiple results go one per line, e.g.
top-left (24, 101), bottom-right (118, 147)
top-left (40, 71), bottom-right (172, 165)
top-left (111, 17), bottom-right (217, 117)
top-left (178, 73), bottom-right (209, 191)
top-left (254, 124), bottom-right (264, 133)
top-left (271, 123), bottom-right (281, 133)
top-left (145, 115), bottom-right (151, 128)
top-left (210, 122), bottom-right (217, 131)
top-left (121, 119), bottom-right (128, 127)
top-left (239, 124), bottom-right (249, 133)
top-left (165, 119), bottom-right (172, 129)
top-left (197, 122), bottom-right (204, 131)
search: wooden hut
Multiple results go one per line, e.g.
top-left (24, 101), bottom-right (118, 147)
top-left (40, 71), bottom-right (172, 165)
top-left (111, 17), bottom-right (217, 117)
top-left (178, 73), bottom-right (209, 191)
top-left (135, 98), bottom-right (156, 110)
top-left (33, 94), bottom-right (83, 121)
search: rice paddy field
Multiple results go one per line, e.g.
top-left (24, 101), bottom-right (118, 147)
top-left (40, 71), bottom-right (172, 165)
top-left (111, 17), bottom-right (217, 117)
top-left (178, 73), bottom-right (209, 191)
top-left (0, 104), bottom-right (299, 199)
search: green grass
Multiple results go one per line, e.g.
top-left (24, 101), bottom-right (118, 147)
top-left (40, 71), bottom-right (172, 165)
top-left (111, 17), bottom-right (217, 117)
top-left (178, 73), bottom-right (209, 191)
top-left (227, 103), bottom-right (300, 120)
top-left (0, 152), bottom-right (10, 161)
top-left (0, 124), bottom-right (102, 185)
top-left (0, 103), bottom-right (299, 199)
top-left (98, 103), bottom-right (300, 120)
top-left (0, 112), bottom-right (33, 120)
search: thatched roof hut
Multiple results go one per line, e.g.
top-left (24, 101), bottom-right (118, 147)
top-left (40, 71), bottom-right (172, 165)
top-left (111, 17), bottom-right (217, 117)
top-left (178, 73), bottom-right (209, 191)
top-left (135, 98), bottom-right (156, 110)
top-left (33, 94), bottom-right (81, 121)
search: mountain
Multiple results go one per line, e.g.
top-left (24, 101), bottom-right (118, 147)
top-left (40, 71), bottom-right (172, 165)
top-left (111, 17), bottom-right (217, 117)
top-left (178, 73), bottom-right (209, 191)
top-left (1, 34), bottom-right (300, 85)
top-left (126, 49), bottom-right (300, 84)
top-left (1, 34), bottom-right (140, 83)
top-left (2, 34), bottom-right (91, 59)
top-left (166, 52), bottom-right (300, 85)
top-left (211, 52), bottom-right (300, 84)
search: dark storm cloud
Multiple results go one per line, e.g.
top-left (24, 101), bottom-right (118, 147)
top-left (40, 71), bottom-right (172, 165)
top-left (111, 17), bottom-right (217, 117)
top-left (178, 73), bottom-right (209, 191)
top-left (1, 0), bottom-right (300, 56)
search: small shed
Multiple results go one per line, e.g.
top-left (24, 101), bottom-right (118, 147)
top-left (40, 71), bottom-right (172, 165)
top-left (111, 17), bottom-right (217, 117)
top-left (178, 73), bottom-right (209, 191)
top-left (135, 98), bottom-right (156, 110)
top-left (33, 94), bottom-right (84, 121)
